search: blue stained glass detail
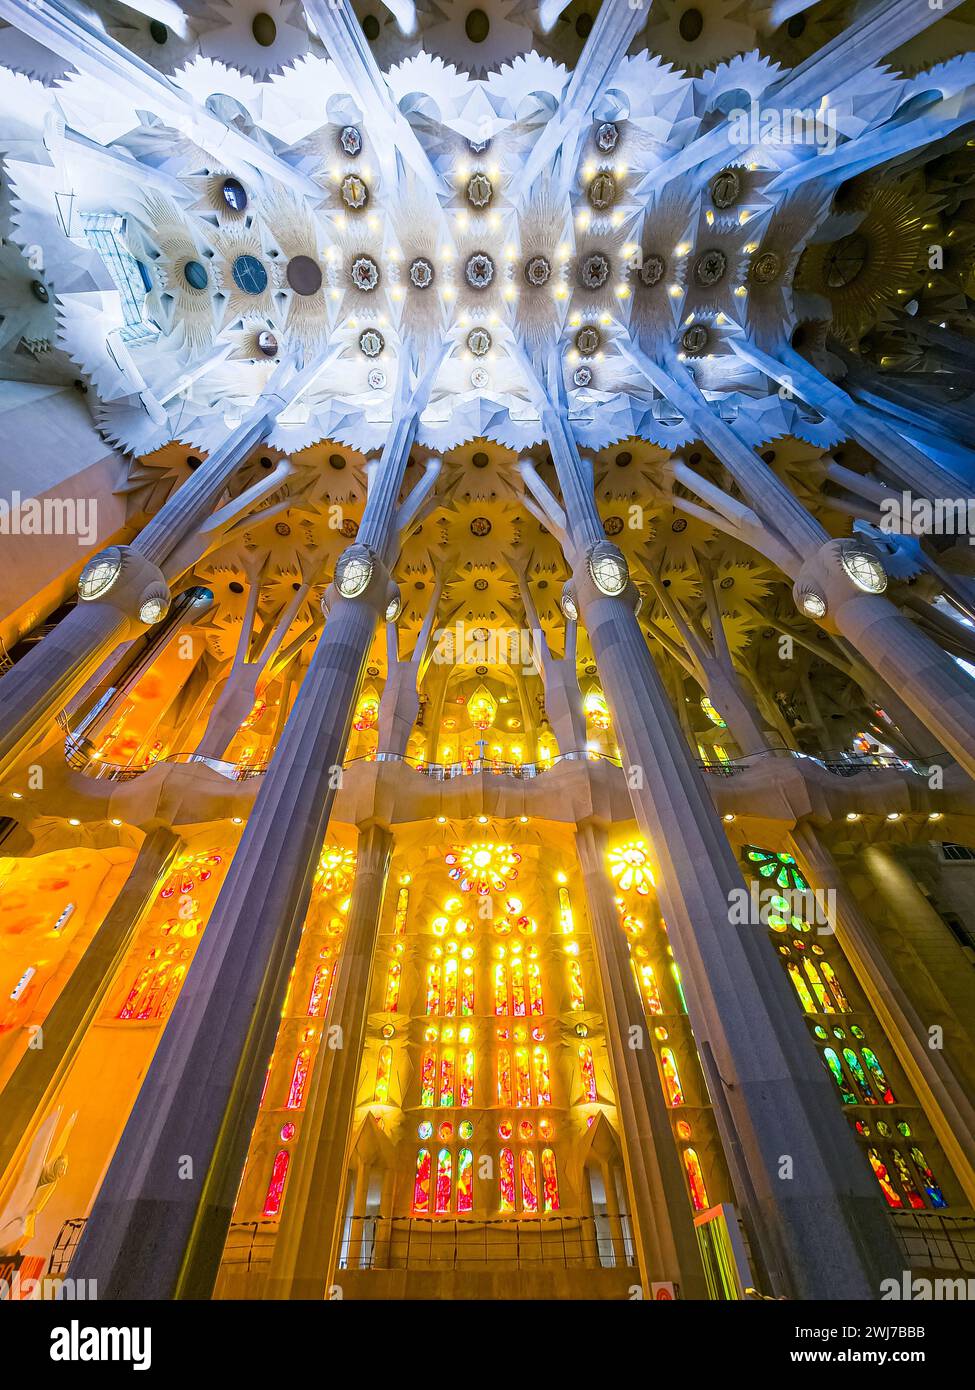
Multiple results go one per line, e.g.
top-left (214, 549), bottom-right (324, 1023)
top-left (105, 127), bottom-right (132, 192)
top-left (232, 254), bottom-right (268, 295)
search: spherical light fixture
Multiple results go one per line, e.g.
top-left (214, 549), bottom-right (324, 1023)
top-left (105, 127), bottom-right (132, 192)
top-left (384, 582), bottom-right (402, 622)
top-left (839, 541), bottom-right (887, 594)
top-left (561, 581), bottom-right (579, 622)
top-left (587, 541), bottom-right (629, 597)
top-left (800, 590), bottom-right (827, 619)
top-left (138, 591), bottom-right (170, 625)
top-left (78, 547), bottom-right (123, 601)
top-left (334, 544), bottom-right (375, 599)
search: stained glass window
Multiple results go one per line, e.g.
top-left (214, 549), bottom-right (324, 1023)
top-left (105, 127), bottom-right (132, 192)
top-left (786, 961), bottom-right (816, 1013)
top-left (659, 1046), bottom-right (684, 1106)
top-left (636, 961), bottom-right (662, 1014)
top-left (803, 958), bottom-right (834, 1013)
top-left (515, 1047), bottom-right (532, 1106)
top-left (867, 1148), bottom-right (903, 1207)
top-left (511, 959), bottom-right (526, 1016)
top-left (521, 1149), bottom-right (539, 1212)
top-left (910, 1147), bottom-right (948, 1208)
top-left (440, 1050), bottom-right (455, 1107)
top-left (262, 1149), bottom-right (290, 1218)
top-left (461, 964), bottom-right (475, 1015)
top-left (459, 1050), bottom-right (475, 1107)
top-left (286, 1048), bottom-right (311, 1109)
top-left (579, 1044), bottom-right (597, 1103)
top-left (823, 1048), bottom-right (857, 1104)
top-left (568, 958), bottom-right (585, 1010)
top-left (307, 962), bottom-right (330, 1016)
top-left (494, 962), bottom-right (507, 1014)
top-left (457, 1147), bottom-right (474, 1213)
top-left (435, 1148), bottom-right (452, 1213)
top-left (528, 961), bottom-right (544, 1014)
top-left (425, 961), bottom-right (441, 1015)
top-left (843, 1048), bottom-right (877, 1104)
top-left (861, 1048), bottom-right (895, 1104)
top-left (420, 1047), bottom-right (436, 1107)
top-left (683, 1147), bottom-right (709, 1212)
top-left (413, 1148), bottom-right (431, 1213)
top-left (375, 1044), bottom-right (392, 1104)
top-left (533, 1046), bottom-right (552, 1105)
top-left (444, 957), bottom-right (458, 1016)
top-left (558, 886), bottom-right (574, 934)
top-left (499, 1147), bottom-right (516, 1212)
top-left (497, 1048), bottom-right (512, 1106)
top-left (383, 960), bottom-right (401, 1012)
top-left (821, 961), bottom-right (850, 1011)
top-left (541, 1148), bottom-right (560, 1211)
top-left (891, 1150), bottom-right (926, 1209)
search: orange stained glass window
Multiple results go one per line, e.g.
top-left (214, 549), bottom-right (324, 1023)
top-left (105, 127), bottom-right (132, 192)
top-left (499, 1147), bottom-right (516, 1212)
top-left (497, 1048), bottom-right (512, 1106)
top-left (867, 1149), bottom-right (903, 1208)
top-left (435, 1148), bottom-right (452, 1213)
top-left (286, 1048), bottom-right (312, 1109)
top-left (660, 1047), bottom-right (684, 1106)
top-left (375, 1044), bottom-right (392, 1104)
top-left (636, 961), bottom-right (662, 1015)
top-left (425, 961), bottom-right (441, 1016)
top-left (511, 959), bottom-right (526, 1016)
top-left (579, 1044), bottom-right (597, 1103)
top-left (459, 1050), bottom-right (475, 1107)
top-left (683, 1148), bottom-right (709, 1212)
top-left (515, 1047), bottom-right (532, 1107)
top-left (420, 1047), bottom-right (436, 1107)
top-left (821, 961), bottom-right (850, 1011)
top-left (568, 959), bottom-right (585, 1010)
top-left (443, 957), bottom-right (458, 1016)
top-left (460, 964), bottom-right (475, 1015)
top-left (527, 961), bottom-right (544, 1015)
top-left (307, 962), bottom-right (331, 1017)
top-left (413, 1148), bottom-right (431, 1213)
top-left (786, 961), bottom-right (815, 1013)
top-left (457, 1147), bottom-right (474, 1213)
top-left (533, 1046), bottom-right (551, 1105)
top-left (394, 886), bottom-right (409, 934)
top-left (541, 1148), bottom-right (560, 1212)
top-left (262, 1149), bottom-right (290, 1218)
top-left (440, 1050), bottom-right (455, 1107)
top-left (521, 1149), bottom-right (539, 1213)
top-left (383, 960), bottom-right (401, 1012)
top-left (493, 961), bottom-right (507, 1015)
top-left (803, 958), bottom-right (833, 1013)
top-left (558, 886), bottom-right (574, 934)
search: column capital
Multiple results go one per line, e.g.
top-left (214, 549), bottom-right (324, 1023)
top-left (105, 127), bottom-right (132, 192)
top-left (792, 536), bottom-right (889, 630)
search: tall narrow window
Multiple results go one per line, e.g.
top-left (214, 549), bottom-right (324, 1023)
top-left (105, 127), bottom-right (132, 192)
top-left (497, 1048), bottom-right (512, 1106)
top-left (383, 960), bottom-right (401, 1012)
top-left (861, 1048), bottom-right (895, 1104)
top-left (670, 961), bottom-right (687, 1012)
top-left (786, 961), bottom-right (816, 1013)
top-left (867, 1149), bottom-right (903, 1208)
top-left (822, 1048), bottom-right (857, 1104)
top-left (457, 1148), bottom-right (474, 1213)
top-left (683, 1148), bottom-right (709, 1212)
top-left (802, 958), bottom-right (833, 1013)
top-left (521, 1150), bottom-right (539, 1213)
top-left (443, 957), bottom-right (458, 1016)
top-left (420, 1048), bottom-right (436, 1107)
top-left (461, 963), bottom-right (475, 1015)
top-left (375, 1044), bottom-right (392, 1104)
top-left (910, 1147), bottom-right (947, 1208)
top-left (511, 959), bottom-right (526, 1016)
top-left (425, 962), bottom-right (441, 1016)
top-left (413, 1148), bottom-right (431, 1214)
top-left (286, 1048), bottom-right (311, 1109)
top-left (527, 960), bottom-right (544, 1014)
top-left (820, 961), bottom-right (850, 1011)
top-left (541, 1149), bottom-right (560, 1212)
top-left (515, 1047), bottom-right (532, 1107)
top-left (459, 1050), bottom-right (475, 1107)
top-left (440, 1050), bottom-right (455, 1107)
top-left (262, 1150), bottom-right (290, 1218)
top-left (493, 961), bottom-right (507, 1015)
top-left (307, 962), bottom-right (330, 1016)
top-left (394, 885), bottom-right (409, 934)
top-left (568, 959), bottom-right (585, 1010)
top-left (659, 1047), bottom-right (684, 1106)
top-left (533, 1046), bottom-right (552, 1106)
top-left (842, 1048), bottom-right (877, 1104)
top-left (636, 961), bottom-right (662, 1015)
top-left (891, 1151), bottom-right (925, 1210)
top-left (435, 1148), bottom-right (452, 1213)
top-left (499, 1148), bottom-right (516, 1212)
top-left (558, 886), bottom-right (574, 934)
top-left (579, 1044), bottom-right (597, 1103)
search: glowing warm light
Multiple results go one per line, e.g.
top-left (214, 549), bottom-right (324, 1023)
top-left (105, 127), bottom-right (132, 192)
top-left (445, 843), bottom-right (521, 895)
top-left (608, 841), bottom-right (655, 895)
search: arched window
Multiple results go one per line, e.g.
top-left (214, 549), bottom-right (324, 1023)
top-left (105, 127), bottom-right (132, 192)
top-left (842, 1048), bottom-right (877, 1104)
top-left (493, 961), bottom-right (507, 1014)
top-left (425, 961), bottom-right (441, 1015)
top-left (568, 958), bottom-right (585, 1010)
top-left (307, 961), bottom-right (331, 1016)
top-left (910, 1147), bottom-right (947, 1208)
top-left (515, 1047), bottom-right (532, 1106)
top-left (286, 1048), bottom-right (312, 1109)
top-left (457, 1148), bottom-right (474, 1213)
top-left (374, 1044), bottom-right (392, 1104)
top-left (890, 1151), bottom-right (925, 1210)
top-left (521, 1150), bottom-right (539, 1213)
top-left (861, 1048), bottom-right (895, 1104)
top-left (383, 960), bottom-right (401, 1012)
top-left (413, 1148), bottom-right (431, 1214)
top-left (802, 958), bottom-right (834, 1013)
top-left (459, 1050), bottom-right (475, 1107)
top-left (499, 1147), bottom-right (516, 1212)
top-left (634, 960), bottom-right (662, 1014)
top-left (659, 1047), bottom-right (684, 1106)
top-left (443, 957), bottom-right (458, 1016)
top-left (579, 1044), bottom-right (597, 1103)
top-left (511, 959), bottom-right (526, 1016)
top-left (435, 1148), bottom-right (452, 1213)
top-left (820, 961), bottom-right (850, 1011)
top-left (822, 1048), bottom-right (857, 1104)
top-left (262, 1149), bottom-right (290, 1218)
top-left (533, 1046), bottom-right (552, 1105)
top-left (670, 961), bottom-right (687, 1012)
top-left (683, 1148), bottom-right (709, 1212)
top-left (497, 1048), bottom-right (512, 1106)
top-left (460, 963), bottom-right (475, 1015)
top-left (541, 1149), bottom-right (560, 1212)
top-left (527, 961), bottom-right (544, 1014)
top-left (420, 1048), bottom-right (436, 1107)
top-left (786, 961), bottom-right (815, 1013)
top-left (394, 885), bottom-right (409, 934)
top-left (867, 1149), bottom-right (903, 1208)
top-left (558, 885), bottom-right (574, 934)
top-left (440, 1050), bottom-right (455, 1107)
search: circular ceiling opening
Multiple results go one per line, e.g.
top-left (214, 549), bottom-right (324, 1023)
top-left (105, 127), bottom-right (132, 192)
top-left (466, 8), bottom-right (490, 42)
top-left (286, 255), bottom-right (323, 295)
top-left (363, 14), bottom-right (380, 40)
top-left (678, 8), bottom-right (704, 41)
top-left (149, 19), bottom-right (167, 43)
top-left (824, 232), bottom-right (869, 288)
top-left (252, 13), bottom-right (276, 46)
